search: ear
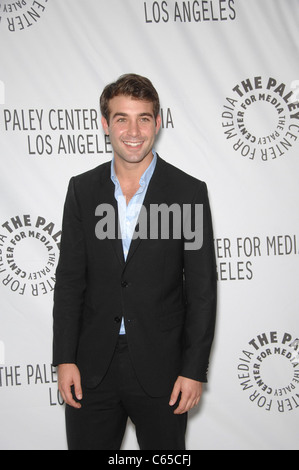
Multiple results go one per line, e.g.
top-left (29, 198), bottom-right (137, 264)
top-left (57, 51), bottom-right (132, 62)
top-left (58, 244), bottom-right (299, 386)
top-left (155, 114), bottom-right (162, 135)
top-left (101, 116), bottom-right (109, 135)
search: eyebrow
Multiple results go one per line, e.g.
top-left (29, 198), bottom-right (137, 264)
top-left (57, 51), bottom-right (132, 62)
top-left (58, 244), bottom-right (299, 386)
top-left (112, 112), bottom-right (154, 120)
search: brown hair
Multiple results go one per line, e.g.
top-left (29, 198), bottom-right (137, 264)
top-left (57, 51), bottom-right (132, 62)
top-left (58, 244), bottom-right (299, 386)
top-left (100, 74), bottom-right (160, 123)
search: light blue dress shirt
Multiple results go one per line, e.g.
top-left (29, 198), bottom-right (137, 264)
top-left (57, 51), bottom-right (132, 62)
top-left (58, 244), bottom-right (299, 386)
top-left (111, 150), bottom-right (157, 334)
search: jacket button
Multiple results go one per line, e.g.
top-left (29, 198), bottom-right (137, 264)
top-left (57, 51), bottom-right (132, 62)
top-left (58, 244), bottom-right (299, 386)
top-left (121, 281), bottom-right (129, 288)
top-left (114, 316), bottom-right (121, 323)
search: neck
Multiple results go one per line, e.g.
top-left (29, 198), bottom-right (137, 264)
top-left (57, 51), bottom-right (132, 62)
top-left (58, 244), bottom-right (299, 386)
top-left (114, 152), bottom-right (154, 182)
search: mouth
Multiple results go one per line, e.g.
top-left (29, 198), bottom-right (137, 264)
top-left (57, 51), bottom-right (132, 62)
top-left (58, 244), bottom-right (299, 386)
top-left (123, 141), bottom-right (144, 149)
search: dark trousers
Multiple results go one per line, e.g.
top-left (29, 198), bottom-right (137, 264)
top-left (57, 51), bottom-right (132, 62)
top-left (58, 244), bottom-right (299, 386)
top-left (66, 335), bottom-right (187, 450)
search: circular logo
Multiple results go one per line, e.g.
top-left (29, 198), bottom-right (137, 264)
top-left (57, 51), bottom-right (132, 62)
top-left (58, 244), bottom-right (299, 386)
top-left (0, 214), bottom-right (60, 296)
top-left (0, 1), bottom-right (49, 33)
top-left (222, 76), bottom-right (299, 161)
top-left (237, 331), bottom-right (299, 413)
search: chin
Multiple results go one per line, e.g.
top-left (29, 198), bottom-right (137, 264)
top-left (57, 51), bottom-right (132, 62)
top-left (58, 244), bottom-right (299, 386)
top-left (121, 152), bottom-right (151, 164)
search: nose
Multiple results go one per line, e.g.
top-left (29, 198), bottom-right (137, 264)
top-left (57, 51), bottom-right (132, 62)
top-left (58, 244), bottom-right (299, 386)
top-left (127, 119), bottom-right (140, 137)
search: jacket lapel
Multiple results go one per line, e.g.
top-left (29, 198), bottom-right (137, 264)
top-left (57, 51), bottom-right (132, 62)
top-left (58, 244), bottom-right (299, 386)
top-left (93, 156), bottom-right (169, 269)
top-left (125, 156), bottom-right (168, 267)
top-left (92, 162), bottom-right (125, 267)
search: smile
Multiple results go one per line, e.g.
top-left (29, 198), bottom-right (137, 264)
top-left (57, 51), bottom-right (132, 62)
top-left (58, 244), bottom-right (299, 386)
top-left (123, 141), bottom-right (144, 148)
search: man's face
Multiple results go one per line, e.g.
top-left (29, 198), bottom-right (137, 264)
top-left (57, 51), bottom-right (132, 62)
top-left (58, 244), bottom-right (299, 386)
top-left (101, 95), bottom-right (161, 165)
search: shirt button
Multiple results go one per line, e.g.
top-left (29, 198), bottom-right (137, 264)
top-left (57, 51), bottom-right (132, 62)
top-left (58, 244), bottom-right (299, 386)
top-left (121, 281), bottom-right (129, 288)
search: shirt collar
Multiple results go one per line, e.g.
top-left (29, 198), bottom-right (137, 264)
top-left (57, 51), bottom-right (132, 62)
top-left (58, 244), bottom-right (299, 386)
top-left (111, 150), bottom-right (157, 187)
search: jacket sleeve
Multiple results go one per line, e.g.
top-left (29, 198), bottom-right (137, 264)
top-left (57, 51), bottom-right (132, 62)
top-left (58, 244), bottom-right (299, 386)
top-left (52, 177), bottom-right (87, 366)
top-left (180, 181), bottom-right (217, 383)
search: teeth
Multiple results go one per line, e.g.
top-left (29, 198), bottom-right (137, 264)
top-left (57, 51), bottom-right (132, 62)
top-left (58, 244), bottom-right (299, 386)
top-left (124, 141), bottom-right (143, 147)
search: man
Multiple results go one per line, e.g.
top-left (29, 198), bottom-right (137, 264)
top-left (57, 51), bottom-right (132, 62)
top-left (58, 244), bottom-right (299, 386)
top-left (53, 74), bottom-right (217, 450)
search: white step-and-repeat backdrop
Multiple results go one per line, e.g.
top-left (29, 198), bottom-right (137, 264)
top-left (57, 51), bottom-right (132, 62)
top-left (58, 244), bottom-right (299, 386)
top-left (0, 0), bottom-right (298, 450)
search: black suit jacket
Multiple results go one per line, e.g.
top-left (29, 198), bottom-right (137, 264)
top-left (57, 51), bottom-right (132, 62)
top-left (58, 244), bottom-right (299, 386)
top-left (53, 156), bottom-right (217, 397)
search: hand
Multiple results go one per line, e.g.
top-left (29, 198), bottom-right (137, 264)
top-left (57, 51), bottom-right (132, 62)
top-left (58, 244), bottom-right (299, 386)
top-left (58, 363), bottom-right (83, 409)
top-left (169, 376), bottom-right (202, 415)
